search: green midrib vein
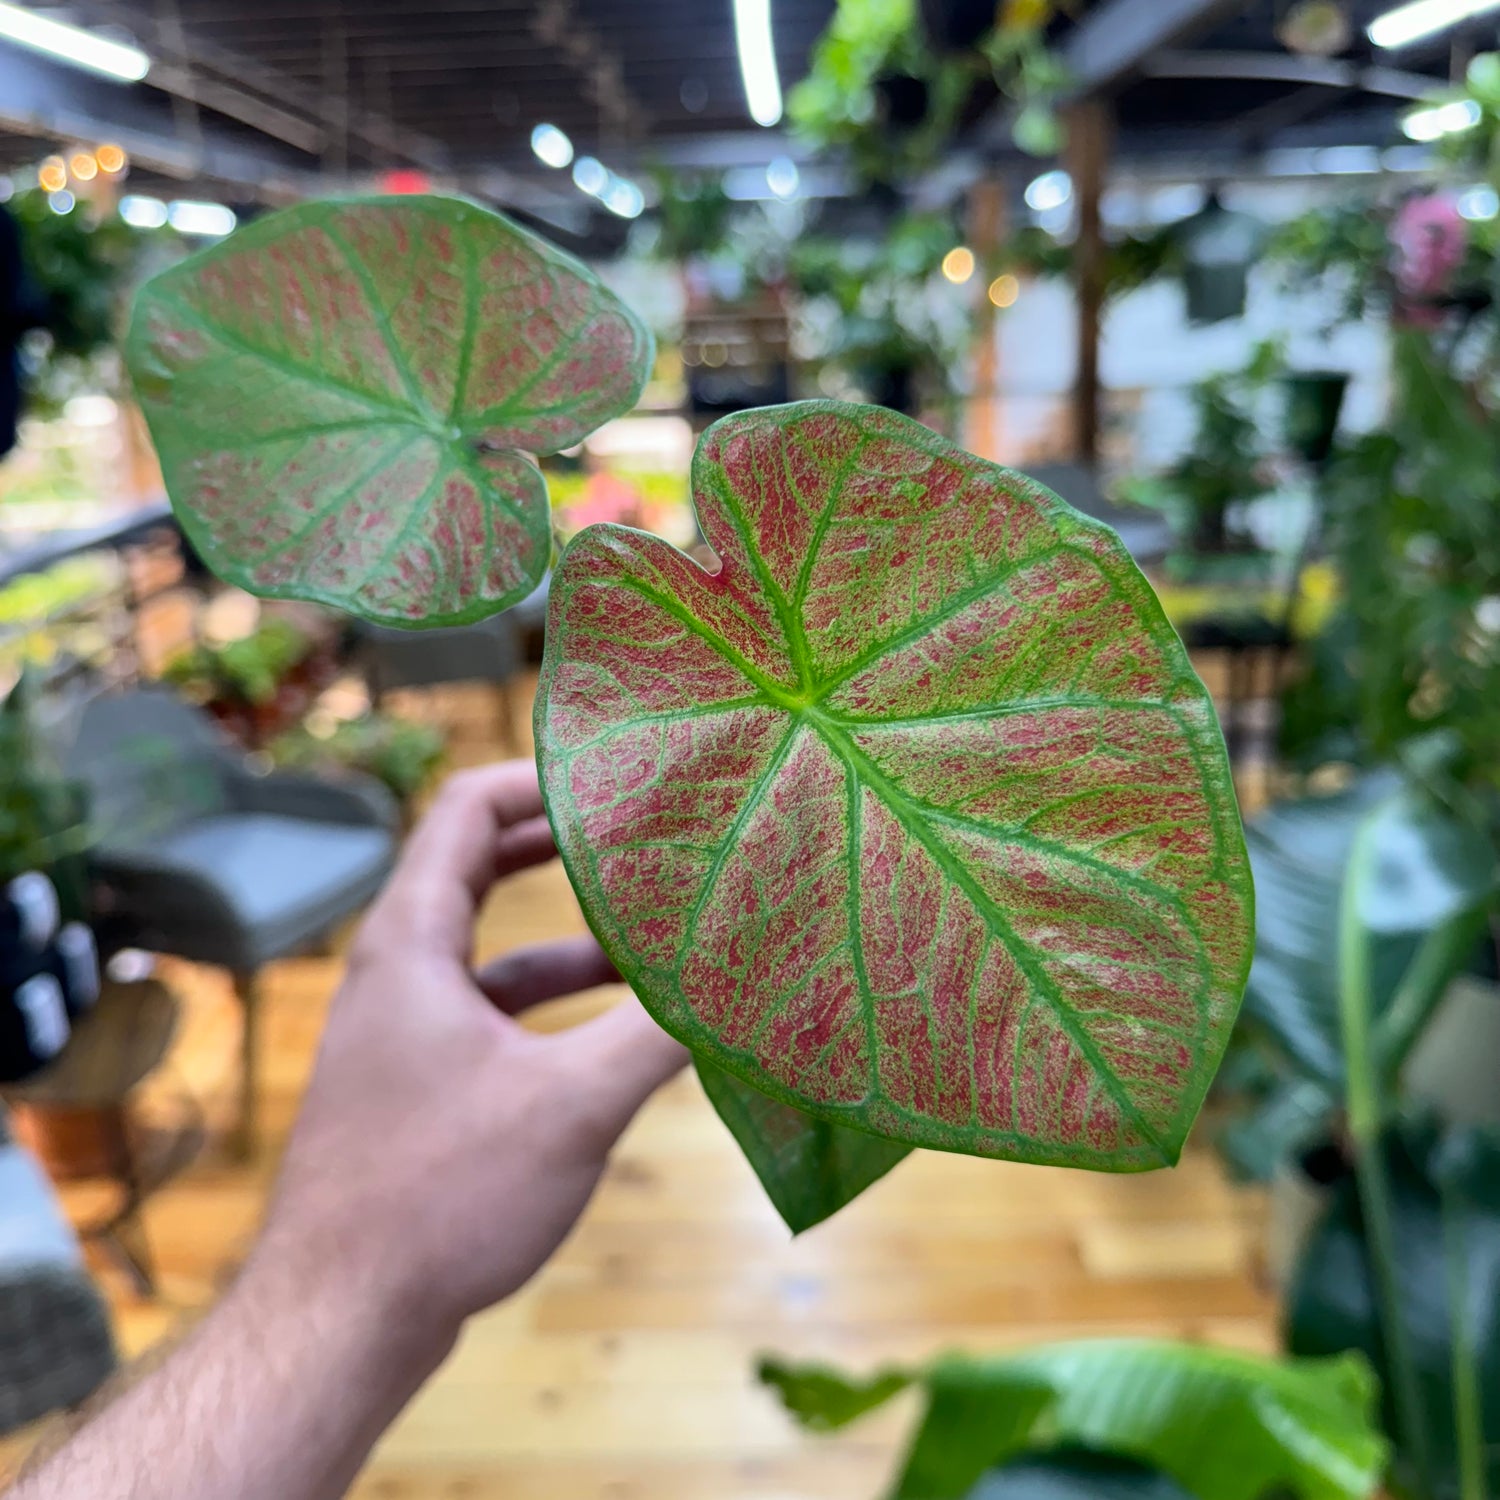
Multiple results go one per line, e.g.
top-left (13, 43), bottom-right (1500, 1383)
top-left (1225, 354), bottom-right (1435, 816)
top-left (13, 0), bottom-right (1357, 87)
top-left (592, 576), bottom-right (1178, 1158)
top-left (810, 710), bottom-right (1171, 1160)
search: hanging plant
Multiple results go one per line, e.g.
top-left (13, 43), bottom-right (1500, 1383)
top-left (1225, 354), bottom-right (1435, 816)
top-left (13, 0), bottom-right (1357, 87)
top-left (126, 195), bottom-right (1254, 1230)
top-left (788, 0), bottom-right (1069, 184)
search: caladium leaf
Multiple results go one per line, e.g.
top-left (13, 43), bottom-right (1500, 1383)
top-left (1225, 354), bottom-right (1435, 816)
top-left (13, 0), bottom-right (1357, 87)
top-left (126, 195), bottom-right (652, 627)
top-left (695, 1056), bottom-right (911, 1232)
top-left (538, 401), bottom-right (1253, 1171)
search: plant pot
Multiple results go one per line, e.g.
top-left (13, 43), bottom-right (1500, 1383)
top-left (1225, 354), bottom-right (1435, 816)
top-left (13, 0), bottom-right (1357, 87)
top-left (1282, 371), bottom-right (1348, 466)
top-left (876, 72), bottom-right (931, 128)
top-left (1404, 975), bottom-right (1500, 1128)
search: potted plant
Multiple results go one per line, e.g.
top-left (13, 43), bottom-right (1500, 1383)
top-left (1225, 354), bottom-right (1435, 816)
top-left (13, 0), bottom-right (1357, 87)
top-left (0, 672), bottom-right (98, 1082)
top-left (160, 616), bottom-right (334, 747)
top-left (1216, 65), bottom-right (1500, 1488)
top-left (269, 712), bottom-right (446, 820)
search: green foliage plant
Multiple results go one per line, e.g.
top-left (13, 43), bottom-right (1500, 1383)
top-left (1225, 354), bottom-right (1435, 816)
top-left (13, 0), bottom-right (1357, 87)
top-left (270, 712), bottom-right (446, 807)
top-left (126, 193), bottom-right (1254, 1232)
top-left (0, 671), bottom-right (90, 915)
top-left (163, 617), bottom-right (313, 711)
top-left (1216, 114), bottom-right (1500, 1498)
top-left (761, 1338), bottom-right (1387, 1500)
top-left (788, 0), bottom-right (1069, 185)
top-left (8, 186), bottom-right (160, 418)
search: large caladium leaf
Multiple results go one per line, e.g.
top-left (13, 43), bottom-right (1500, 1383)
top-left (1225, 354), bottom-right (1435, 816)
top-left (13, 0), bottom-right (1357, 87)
top-left (126, 195), bottom-right (652, 626)
top-left (538, 401), bottom-right (1253, 1171)
top-left (696, 1057), bottom-right (911, 1232)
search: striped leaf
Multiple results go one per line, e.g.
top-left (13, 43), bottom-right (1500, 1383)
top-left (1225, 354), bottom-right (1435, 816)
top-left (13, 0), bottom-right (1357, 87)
top-left (127, 195), bottom-right (652, 626)
top-left (538, 401), bottom-right (1253, 1171)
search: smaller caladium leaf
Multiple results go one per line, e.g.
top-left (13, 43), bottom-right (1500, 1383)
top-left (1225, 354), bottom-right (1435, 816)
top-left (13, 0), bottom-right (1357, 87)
top-left (696, 1056), bottom-right (911, 1232)
top-left (539, 401), bottom-right (1254, 1172)
top-left (126, 195), bottom-right (652, 627)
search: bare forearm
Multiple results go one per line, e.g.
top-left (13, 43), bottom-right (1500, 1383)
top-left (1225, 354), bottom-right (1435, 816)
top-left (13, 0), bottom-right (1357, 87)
top-left (11, 1244), bottom-right (454, 1500)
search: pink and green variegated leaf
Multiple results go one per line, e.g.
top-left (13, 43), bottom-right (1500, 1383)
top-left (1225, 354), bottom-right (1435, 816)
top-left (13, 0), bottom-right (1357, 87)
top-left (538, 401), bottom-right (1254, 1172)
top-left (125, 195), bottom-right (652, 627)
top-left (696, 1057), bottom-right (911, 1232)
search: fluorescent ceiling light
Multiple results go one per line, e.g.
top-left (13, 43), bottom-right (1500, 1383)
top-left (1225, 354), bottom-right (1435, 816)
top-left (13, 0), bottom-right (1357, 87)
top-left (572, 155), bottom-right (608, 196)
top-left (169, 199), bottom-right (237, 237)
top-left (1313, 145), bottom-right (1383, 173)
top-left (120, 194), bottom-right (168, 228)
top-left (733, 0), bottom-right (782, 127)
top-left (1025, 170), bottom-right (1072, 212)
top-left (766, 155), bottom-right (799, 198)
top-left (1402, 97), bottom-right (1482, 140)
top-left (530, 123), bottom-right (573, 169)
top-left (602, 175), bottom-right (643, 218)
top-left (1368, 0), bottom-right (1500, 49)
top-left (0, 0), bottom-right (149, 81)
top-left (1459, 184), bottom-right (1500, 219)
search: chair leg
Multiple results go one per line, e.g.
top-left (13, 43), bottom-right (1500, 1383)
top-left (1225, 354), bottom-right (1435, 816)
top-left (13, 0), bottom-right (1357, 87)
top-left (112, 1104), bottom-right (157, 1297)
top-left (231, 971), bottom-right (261, 1161)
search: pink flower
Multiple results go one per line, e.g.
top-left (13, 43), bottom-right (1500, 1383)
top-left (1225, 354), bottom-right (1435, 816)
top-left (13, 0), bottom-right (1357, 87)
top-left (1391, 193), bottom-right (1469, 325)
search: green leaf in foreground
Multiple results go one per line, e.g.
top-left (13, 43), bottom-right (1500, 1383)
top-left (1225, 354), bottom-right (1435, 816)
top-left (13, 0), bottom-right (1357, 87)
top-left (127, 194), bottom-right (652, 627)
top-left (695, 1056), bottom-right (911, 1232)
top-left (762, 1339), bottom-right (1388, 1500)
top-left (539, 401), bottom-right (1254, 1171)
top-left (1287, 1121), bottom-right (1500, 1500)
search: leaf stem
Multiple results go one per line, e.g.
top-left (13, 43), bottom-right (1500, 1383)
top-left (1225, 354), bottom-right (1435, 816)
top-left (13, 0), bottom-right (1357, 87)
top-left (1338, 813), bottom-right (1434, 1498)
top-left (1372, 909), bottom-right (1485, 1091)
top-left (1442, 1183), bottom-right (1489, 1500)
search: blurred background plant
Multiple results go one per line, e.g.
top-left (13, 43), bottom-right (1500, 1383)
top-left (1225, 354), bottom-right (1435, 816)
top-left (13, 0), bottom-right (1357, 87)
top-left (269, 712), bottom-right (446, 811)
top-left (8, 187), bottom-right (160, 420)
top-left (788, 0), bottom-right (1070, 185)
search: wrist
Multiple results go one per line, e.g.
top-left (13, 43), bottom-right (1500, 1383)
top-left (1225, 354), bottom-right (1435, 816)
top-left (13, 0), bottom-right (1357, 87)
top-left (233, 1218), bottom-right (460, 1404)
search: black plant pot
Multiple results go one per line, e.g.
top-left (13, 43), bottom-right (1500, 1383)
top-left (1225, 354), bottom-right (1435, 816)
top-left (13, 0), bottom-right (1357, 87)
top-left (872, 364), bottom-right (918, 416)
top-left (1282, 371), bottom-right (1349, 466)
top-left (876, 71), bottom-right (931, 128)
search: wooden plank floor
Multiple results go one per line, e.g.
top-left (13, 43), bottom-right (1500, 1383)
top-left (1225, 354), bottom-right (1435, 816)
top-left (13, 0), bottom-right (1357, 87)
top-left (5, 679), bottom-right (1276, 1499)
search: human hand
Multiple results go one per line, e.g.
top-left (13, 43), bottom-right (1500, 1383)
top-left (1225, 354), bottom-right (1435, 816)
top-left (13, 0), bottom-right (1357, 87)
top-left (249, 761), bottom-right (686, 1353)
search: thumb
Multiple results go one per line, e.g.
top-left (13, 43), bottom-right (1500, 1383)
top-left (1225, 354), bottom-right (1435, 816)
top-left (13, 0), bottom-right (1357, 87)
top-left (566, 998), bottom-right (689, 1138)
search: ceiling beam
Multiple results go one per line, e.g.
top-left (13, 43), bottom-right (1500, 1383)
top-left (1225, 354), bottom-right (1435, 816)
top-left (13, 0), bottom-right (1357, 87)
top-left (1061, 0), bottom-right (1251, 95)
top-left (0, 47), bottom-right (314, 197)
top-left (979, 0), bottom-right (1244, 147)
top-left (76, 0), bottom-right (449, 168)
top-left (1144, 50), bottom-right (1437, 101)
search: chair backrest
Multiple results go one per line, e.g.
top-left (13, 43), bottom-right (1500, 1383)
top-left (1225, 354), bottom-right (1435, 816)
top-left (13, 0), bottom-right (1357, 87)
top-left (64, 689), bottom-right (233, 850)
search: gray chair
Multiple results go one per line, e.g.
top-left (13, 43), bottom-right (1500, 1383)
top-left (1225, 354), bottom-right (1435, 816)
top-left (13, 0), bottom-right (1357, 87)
top-left (359, 604), bottom-right (528, 754)
top-left (0, 1106), bottom-right (116, 1435)
top-left (65, 689), bottom-right (399, 1154)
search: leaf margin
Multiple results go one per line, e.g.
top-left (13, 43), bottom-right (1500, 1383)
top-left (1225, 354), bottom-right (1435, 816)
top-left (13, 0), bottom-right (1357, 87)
top-left (126, 191), bottom-right (655, 629)
top-left (536, 399), bottom-right (1256, 1172)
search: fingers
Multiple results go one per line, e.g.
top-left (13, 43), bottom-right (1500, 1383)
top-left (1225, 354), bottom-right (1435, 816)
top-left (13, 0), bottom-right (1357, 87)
top-left (475, 935), bottom-right (619, 1016)
top-left (383, 763), bottom-right (553, 957)
top-left (565, 998), bottom-right (690, 1138)
top-left (489, 816), bottom-right (559, 881)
